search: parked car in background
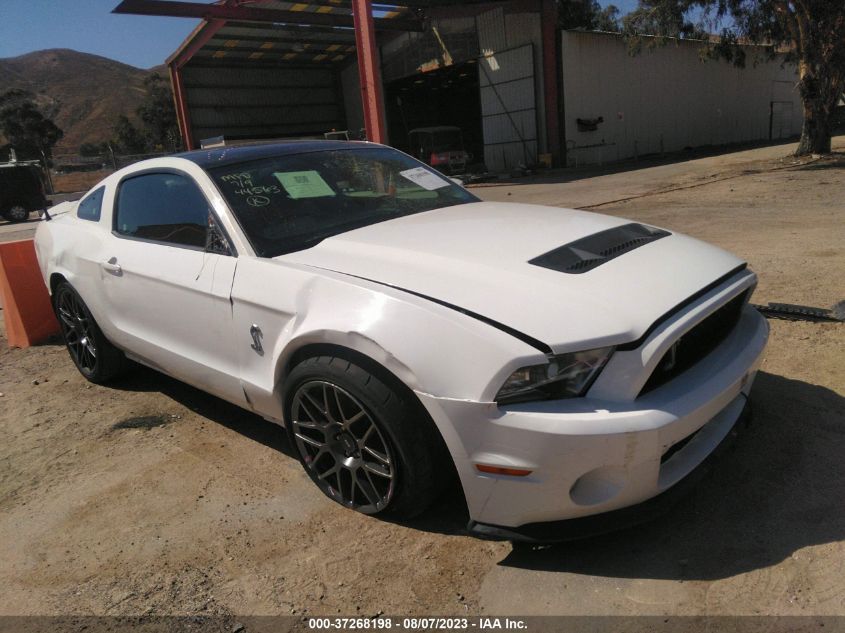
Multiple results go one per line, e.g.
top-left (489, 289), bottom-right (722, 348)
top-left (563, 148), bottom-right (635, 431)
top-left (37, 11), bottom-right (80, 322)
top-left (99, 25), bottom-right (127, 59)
top-left (34, 141), bottom-right (768, 540)
top-left (408, 126), bottom-right (471, 175)
top-left (0, 160), bottom-right (50, 222)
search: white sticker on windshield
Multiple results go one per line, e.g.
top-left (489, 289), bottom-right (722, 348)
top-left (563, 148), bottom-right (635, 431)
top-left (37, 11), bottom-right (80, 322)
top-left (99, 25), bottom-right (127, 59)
top-left (399, 167), bottom-right (450, 191)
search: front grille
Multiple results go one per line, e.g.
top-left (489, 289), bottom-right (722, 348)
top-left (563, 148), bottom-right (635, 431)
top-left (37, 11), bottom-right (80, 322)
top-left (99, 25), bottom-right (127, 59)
top-left (639, 291), bottom-right (747, 396)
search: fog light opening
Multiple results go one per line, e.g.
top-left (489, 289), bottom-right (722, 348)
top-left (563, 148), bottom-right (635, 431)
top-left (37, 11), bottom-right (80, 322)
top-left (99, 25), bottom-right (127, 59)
top-left (569, 466), bottom-right (627, 506)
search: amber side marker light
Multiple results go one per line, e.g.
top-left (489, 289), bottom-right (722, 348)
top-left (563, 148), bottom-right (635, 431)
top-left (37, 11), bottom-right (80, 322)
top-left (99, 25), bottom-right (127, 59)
top-left (475, 464), bottom-right (533, 477)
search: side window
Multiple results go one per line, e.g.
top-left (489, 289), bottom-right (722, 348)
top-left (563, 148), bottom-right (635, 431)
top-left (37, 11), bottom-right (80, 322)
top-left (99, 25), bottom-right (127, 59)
top-left (77, 187), bottom-right (105, 221)
top-left (115, 172), bottom-right (210, 248)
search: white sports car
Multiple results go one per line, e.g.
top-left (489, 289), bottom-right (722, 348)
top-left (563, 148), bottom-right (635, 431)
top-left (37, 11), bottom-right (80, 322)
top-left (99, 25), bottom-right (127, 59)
top-left (34, 141), bottom-right (768, 540)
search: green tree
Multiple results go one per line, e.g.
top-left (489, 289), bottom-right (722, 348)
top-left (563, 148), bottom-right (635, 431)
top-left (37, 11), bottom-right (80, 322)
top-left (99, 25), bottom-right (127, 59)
top-left (560, 0), bottom-right (621, 31)
top-left (137, 73), bottom-right (180, 152)
top-left (0, 90), bottom-right (63, 161)
top-left (622, 0), bottom-right (845, 155)
top-left (112, 115), bottom-right (148, 154)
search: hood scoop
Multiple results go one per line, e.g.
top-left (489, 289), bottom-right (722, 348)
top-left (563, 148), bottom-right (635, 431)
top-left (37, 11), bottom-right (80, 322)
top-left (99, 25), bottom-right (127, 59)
top-left (529, 223), bottom-right (671, 274)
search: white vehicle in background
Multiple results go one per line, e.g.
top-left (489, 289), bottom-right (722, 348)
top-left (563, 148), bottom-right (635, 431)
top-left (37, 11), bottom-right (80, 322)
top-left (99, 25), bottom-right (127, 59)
top-left (34, 141), bottom-right (768, 540)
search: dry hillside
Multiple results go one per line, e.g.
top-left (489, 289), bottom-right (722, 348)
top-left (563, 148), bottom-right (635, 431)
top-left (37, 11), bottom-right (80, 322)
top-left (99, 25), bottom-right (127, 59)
top-left (0, 49), bottom-right (167, 154)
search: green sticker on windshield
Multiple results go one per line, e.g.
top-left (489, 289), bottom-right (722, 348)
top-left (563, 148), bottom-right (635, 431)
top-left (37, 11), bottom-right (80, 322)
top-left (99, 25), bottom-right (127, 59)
top-left (274, 170), bottom-right (335, 199)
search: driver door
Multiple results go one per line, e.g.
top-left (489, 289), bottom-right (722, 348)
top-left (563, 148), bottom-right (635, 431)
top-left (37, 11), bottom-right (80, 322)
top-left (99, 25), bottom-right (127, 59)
top-left (100, 170), bottom-right (246, 406)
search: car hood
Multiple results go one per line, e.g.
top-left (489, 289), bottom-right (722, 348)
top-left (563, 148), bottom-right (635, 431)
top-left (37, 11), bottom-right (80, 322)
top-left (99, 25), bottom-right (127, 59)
top-left (278, 201), bottom-right (746, 352)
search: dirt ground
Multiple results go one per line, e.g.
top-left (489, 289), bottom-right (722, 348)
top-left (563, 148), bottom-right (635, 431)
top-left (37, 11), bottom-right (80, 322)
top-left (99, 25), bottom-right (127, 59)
top-left (0, 140), bottom-right (843, 624)
top-left (51, 168), bottom-right (112, 195)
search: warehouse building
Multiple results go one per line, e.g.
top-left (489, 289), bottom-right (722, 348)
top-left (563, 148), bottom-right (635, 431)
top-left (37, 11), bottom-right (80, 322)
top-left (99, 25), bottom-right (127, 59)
top-left (116, 0), bottom-right (804, 171)
top-left (560, 31), bottom-right (803, 166)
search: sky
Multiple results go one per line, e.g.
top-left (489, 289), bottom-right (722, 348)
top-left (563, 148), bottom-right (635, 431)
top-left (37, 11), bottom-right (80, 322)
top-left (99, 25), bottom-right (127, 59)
top-left (0, 0), bottom-right (203, 69)
top-left (0, 0), bottom-right (638, 70)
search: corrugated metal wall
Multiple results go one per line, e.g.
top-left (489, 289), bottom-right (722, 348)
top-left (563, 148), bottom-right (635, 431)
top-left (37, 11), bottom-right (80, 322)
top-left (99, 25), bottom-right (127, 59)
top-left (375, 2), bottom-right (545, 172)
top-left (476, 7), bottom-right (507, 53)
top-left (340, 62), bottom-right (364, 133)
top-left (476, 6), bottom-right (544, 169)
top-left (182, 65), bottom-right (344, 142)
top-left (561, 31), bottom-right (804, 165)
top-left (479, 44), bottom-right (538, 172)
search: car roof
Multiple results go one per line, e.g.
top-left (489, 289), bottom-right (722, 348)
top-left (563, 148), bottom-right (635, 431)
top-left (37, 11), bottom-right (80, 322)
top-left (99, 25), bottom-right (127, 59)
top-left (175, 140), bottom-right (376, 169)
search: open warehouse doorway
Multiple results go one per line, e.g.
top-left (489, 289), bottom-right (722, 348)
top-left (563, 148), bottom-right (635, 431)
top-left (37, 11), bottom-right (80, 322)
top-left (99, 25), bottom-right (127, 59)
top-left (384, 59), bottom-right (483, 173)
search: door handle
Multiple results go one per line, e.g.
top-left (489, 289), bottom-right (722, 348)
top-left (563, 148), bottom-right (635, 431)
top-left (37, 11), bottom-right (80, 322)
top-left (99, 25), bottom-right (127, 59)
top-left (101, 258), bottom-right (122, 275)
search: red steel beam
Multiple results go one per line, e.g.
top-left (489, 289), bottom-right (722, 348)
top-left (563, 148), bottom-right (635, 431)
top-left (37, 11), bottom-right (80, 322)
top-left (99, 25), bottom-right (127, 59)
top-left (167, 19), bottom-right (226, 149)
top-left (113, 0), bottom-right (423, 31)
top-left (352, 0), bottom-right (387, 144)
top-left (169, 63), bottom-right (195, 150)
top-left (541, 0), bottom-right (561, 166)
top-left (168, 18), bottom-right (226, 68)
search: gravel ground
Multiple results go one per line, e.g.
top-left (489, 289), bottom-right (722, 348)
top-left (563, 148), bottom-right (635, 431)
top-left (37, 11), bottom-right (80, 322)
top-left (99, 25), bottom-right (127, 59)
top-left (0, 142), bottom-right (842, 623)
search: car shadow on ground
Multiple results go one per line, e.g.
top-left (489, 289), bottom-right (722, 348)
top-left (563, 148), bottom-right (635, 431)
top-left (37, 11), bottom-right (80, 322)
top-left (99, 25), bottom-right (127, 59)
top-left (498, 371), bottom-right (845, 580)
top-left (102, 366), bottom-right (843, 553)
top-left (105, 363), bottom-right (473, 534)
top-left (108, 366), bottom-right (297, 460)
top-left (0, 216), bottom-right (42, 228)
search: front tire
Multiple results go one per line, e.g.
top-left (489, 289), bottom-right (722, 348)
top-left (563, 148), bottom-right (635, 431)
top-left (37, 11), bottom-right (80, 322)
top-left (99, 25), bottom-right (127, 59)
top-left (284, 355), bottom-right (448, 519)
top-left (53, 282), bottom-right (129, 383)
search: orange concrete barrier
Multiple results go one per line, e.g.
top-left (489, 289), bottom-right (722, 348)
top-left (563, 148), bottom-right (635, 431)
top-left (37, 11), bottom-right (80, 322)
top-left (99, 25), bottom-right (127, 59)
top-left (0, 239), bottom-right (60, 348)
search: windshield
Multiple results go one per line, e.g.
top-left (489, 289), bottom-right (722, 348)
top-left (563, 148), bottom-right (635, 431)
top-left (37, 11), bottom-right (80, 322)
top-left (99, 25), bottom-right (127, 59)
top-left (207, 146), bottom-right (479, 257)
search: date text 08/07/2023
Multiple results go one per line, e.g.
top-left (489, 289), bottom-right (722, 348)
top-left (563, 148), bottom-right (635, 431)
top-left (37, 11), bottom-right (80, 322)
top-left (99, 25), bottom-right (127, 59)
top-left (307, 617), bottom-right (528, 630)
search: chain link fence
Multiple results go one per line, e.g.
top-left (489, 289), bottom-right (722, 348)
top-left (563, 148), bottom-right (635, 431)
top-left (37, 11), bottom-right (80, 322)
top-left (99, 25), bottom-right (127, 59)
top-left (49, 151), bottom-right (172, 195)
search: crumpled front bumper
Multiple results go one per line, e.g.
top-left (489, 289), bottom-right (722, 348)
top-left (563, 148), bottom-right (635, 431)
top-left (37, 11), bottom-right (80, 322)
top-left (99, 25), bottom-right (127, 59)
top-left (415, 305), bottom-right (769, 535)
top-left (467, 397), bottom-right (752, 542)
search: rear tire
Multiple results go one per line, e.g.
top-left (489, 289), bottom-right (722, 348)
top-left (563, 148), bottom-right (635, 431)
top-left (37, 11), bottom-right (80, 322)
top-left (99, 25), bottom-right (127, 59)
top-left (284, 355), bottom-right (449, 519)
top-left (53, 282), bottom-right (129, 383)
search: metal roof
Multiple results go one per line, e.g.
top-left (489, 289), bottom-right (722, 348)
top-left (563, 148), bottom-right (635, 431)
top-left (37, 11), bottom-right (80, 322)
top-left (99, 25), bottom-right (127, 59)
top-left (195, 21), bottom-right (360, 66)
top-left (115, 0), bottom-right (424, 69)
top-left (176, 139), bottom-right (377, 168)
top-left (116, 0), bottom-right (501, 69)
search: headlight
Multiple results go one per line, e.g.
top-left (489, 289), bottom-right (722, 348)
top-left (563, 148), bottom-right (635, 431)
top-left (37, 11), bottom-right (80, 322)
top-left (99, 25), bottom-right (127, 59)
top-left (495, 347), bottom-right (614, 405)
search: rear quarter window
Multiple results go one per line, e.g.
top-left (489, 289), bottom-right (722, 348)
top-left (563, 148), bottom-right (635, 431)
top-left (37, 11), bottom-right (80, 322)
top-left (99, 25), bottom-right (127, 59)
top-left (77, 187), bottom-right (105, 221)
